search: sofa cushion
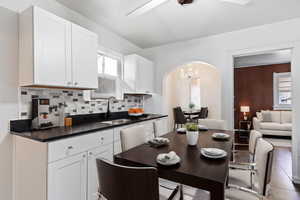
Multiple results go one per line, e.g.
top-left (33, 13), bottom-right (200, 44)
top-left (260, 122), bottom-right (292, 131)
top-left (281, 111), bottom-right (292, 123)
top-left (270, 111), bottom-right (281, 123)
top-left (261, 111), bottom-right (272, 122)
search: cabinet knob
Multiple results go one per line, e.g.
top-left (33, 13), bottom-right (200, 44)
top-left (89, 152), bottom-right (93, 156)
top-left (74, 82), bottom-right (78, 86)
top-left (100, 137), bottom-right (104, 141)
top-left (83, 154), bottom-right (86, 158)
top-left (67, 81), bottom-right (72, 85)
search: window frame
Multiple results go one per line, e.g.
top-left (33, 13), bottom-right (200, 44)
top-left (273, 72), bottom-right (292, 110)
top-left (97, 51), bottom-right (124, 79)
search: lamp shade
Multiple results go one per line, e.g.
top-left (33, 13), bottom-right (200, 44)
top-left (240, 106), bottom-right (250, 113)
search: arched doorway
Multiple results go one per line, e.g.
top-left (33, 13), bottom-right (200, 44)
top-left (163, 62), bottom-right (221, 130)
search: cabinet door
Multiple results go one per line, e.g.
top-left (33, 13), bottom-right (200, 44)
top-left (87, 145), bottom-right (113, 200)
top-left (113, 140), bottom-right (122, 155)
top-left (34, 7), bottom-right (72, 86)
top-left (48, 152), bottom-right (87, 200)
top-left (136, 57), bottom-right (154, 93)
top-left (72, 24), bottom-right (98, 89)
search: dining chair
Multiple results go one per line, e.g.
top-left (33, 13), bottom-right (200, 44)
top-left (173, 107), bottom-right (188, 130)
top-left (191, 107), bottom-right (208, 122)
top-left (154, 119), bottom-right (169, 137)
top-left (120, 125), bottom-right (148, 152)
top-left (197, 119), bottom-right (226, 130)
top-left (96, 159), bottom-right (181, 200)
top-left (226, 138), bottom-right (274, 200)
top-left (231, 130), bottom-right (263, 165)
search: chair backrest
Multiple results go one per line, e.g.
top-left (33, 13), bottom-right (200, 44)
top-left (249, 130), bottom-right (263, 156)
top-left (198, 119), bottom-right (226, 130)
top-left (254, 138), bottom-right (274, 195)
top-left (199, 107), bottom-right (208, 119)
top-left (154, 119), bottom-right (169, 137)
top-left (120, 125), bottom-right (147, 152)
top-left (173, 107), bottom-right (187, 124)
top-left (97, 159), bottom-right (159, 200)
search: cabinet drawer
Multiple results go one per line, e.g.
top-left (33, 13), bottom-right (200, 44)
top-left (48, 130), bottom-right (113, 163)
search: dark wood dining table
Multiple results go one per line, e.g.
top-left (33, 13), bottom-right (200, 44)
top-left (114, 130), bottom-right (234, 200)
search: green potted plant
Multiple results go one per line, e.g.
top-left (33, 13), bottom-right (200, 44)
top-left (188, 103), bottom-right (195, 110)
top-left (185, 123), bottom-right (199, 146)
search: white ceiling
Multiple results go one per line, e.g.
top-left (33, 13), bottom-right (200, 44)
top-left (55, 0), bottom-right (300, 48)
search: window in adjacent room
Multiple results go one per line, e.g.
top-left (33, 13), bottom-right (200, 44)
top-left (273, 72), bottom-right (292, 110)
top-left (190, 78), bottom-right (201, 109)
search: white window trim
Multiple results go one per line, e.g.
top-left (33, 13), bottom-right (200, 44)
top-left (97, 50), bottom-right (124, 79)
top-left (273, 72), bottom-right (292, 110)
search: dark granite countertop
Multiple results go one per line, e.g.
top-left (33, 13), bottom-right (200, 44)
top-left (11, 114), bottom-right (167, 142)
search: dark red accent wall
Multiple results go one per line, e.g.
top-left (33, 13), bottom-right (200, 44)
top-left (234, 63), bottom-right (291, 129)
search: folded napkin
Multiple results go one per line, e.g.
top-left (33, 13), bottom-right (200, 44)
top-left (153, 137), bottom-right (169, 144)
top-left (157, 151), bottom-right (177, 163)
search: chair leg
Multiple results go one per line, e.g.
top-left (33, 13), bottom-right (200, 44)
top-left (179, 184), bottom-right (183, 200)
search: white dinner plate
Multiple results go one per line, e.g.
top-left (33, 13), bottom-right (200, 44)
top-left (177, 127), bottom-right (186, 133)
top-left (201, 148), bottom-right (227, 159)
top-left (212, 133), bottom-right (230, 140)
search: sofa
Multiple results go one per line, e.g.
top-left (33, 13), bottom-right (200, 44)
top-left (253, 110), bottom-right (292, 137)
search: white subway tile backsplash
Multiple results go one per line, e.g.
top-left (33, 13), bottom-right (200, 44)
top-left (19, 87), bottom-right (144, 119)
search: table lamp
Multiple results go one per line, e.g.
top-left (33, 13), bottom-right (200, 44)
top-left (240, 106), bottom-right (250, 120)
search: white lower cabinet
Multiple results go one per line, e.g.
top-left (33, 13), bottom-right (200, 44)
top-left (14, 118), bottom-right (168, 200)
top-left (87, 145), bottom-right (113, 200)
top-left (48, 152), bottom-right (88, 200)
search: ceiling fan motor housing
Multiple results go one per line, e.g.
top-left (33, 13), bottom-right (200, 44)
top-left (178, 0), bottom-right (194, 5)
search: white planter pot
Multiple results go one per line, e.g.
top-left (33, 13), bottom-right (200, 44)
top-left (186, 131), bottom-right (199, 146)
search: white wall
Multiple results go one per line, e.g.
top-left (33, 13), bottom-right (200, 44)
top-left (164, 63), bottom-right (221, 129)
top-left (0, 1), bottom-right (142, 200)
top-left (0, 6), bottom-right (19, 200)
top-left (139, 18), bottom-right (300, 183)
top-left (0, 0), bottom-right (142, 55)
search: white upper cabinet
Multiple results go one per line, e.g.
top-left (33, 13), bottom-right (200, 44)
top-left (72, 24), bottom-right (98, 88)
top-left (124, 54), bottom-right (154, 93)
top-left (19, 6), bottom-right (98, 89)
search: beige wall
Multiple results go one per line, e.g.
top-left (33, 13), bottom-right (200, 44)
top-left (164, 62), bottom-right (221, 128)
top-left (0, 6), bottom-right (19, 200)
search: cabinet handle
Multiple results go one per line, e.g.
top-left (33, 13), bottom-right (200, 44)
top-left (67, 81), bottom-right (72, 85)
top-left (67, 146), bottom-right (74, 150)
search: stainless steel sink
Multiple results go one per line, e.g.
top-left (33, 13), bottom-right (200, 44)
top-left (101, 119), bottom-right (131, 125)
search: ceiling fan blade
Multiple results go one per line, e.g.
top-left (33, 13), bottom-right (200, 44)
top-left (220, 0), bottom-right (252, 5)
top-left (127, 0), bottom-right (170, 17)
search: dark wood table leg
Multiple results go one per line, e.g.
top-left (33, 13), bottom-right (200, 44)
top-left (210, 183), bottom-right (225, 200)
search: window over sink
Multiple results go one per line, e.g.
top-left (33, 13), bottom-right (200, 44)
top-left (97, 53), bottom-right (123, 78)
